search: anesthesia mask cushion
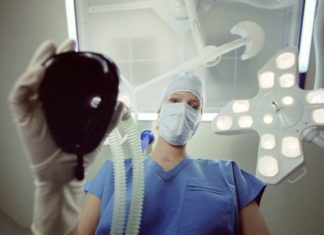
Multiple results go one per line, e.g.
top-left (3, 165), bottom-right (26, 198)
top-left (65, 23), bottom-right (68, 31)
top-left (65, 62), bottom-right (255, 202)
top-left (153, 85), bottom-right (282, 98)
top-left (39, 51), bottom-right (119, 158)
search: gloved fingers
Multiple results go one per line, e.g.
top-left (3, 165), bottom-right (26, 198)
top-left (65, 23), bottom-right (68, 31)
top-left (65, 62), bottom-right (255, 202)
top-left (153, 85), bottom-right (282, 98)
top-left (9, 66), bottom-right (45, 115)
top-left (57, 39), bottom-right (77, 54)
top-left (13, 40), bottom-right (76, 109)
top-left (27, 41), bottom-right (56, 70)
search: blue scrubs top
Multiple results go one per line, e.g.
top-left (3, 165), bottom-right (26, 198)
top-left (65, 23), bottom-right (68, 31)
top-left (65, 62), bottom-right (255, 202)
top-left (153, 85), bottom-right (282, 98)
top-left (84, 157), bottom-right (266, 235)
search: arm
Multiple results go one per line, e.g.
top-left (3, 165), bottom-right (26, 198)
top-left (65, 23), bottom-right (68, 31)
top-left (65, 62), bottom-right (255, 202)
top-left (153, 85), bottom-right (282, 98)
top-left (78, 193), bottom-right (101, 235)
top-left (8, 40), bottom-right (123, 235)
top-left (239, 201), bottom-right (271, 235)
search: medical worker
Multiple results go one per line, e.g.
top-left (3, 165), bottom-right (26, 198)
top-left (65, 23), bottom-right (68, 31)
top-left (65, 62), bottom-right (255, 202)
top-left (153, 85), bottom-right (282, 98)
top-left (80, 74), bottom-right (271, 234)
top-left (9, 39), bottom-right (271, 235)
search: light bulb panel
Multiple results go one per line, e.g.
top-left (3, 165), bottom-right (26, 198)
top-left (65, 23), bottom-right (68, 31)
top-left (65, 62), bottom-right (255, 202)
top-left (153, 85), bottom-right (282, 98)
top-left (212, 48), bottom-right (324, 184)
top-left (306, 89), bottom-right (324, 104)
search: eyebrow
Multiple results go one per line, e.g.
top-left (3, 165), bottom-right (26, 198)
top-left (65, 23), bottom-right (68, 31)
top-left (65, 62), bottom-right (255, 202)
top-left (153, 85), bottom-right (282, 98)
top-left (189, 100), bottom-right (200, 105)
top-left (169, 93), bottom-right (201, 105)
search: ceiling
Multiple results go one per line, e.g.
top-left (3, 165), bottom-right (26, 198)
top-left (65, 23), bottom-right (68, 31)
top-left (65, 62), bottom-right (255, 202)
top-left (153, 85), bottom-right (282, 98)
top-left (75, 0), bottom-right (304, 114)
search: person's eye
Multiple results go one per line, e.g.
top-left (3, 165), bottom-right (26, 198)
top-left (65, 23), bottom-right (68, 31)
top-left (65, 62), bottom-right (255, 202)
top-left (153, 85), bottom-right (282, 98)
top-left (191, 104), bottom-right (199, 110)
top-left (189, 102), bottom-right (200, 110)
top-left (169, 98), bottom-right (178, 103)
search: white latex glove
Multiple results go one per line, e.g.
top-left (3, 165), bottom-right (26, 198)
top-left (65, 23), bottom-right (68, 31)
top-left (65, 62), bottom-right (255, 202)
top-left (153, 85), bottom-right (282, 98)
top-left (9, 39), bottom-right (123, 184)
top-left (8, 39), bottom-right (123, 235)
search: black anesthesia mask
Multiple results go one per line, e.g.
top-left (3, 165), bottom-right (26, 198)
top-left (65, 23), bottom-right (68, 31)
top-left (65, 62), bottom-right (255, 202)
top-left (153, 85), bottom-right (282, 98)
top-left (39, 51), bottom-right (119, 180)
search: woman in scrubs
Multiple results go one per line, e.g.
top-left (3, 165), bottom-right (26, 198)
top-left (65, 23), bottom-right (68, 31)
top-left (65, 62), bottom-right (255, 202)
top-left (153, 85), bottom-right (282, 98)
top-left (79, 73), bottom-right (271, 235)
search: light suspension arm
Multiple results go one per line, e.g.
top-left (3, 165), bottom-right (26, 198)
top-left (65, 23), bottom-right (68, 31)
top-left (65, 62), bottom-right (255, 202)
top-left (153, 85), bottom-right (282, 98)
top-left (134, 21), bottom-right (264, 92)
top-left (184, 0), bottom-right (206, 53)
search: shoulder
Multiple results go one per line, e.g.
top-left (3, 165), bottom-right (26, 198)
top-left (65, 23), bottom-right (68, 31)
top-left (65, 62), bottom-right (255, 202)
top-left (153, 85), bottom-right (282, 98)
top-left (189, 158), bottom-right (240, 181)
top-left (192, 158), bottom-right (237, 170)
top-left (191, 158), bottom-right (259, 181)
top-left (189, 158), bottom-right (266, 209)
top-left (84, 160), bottom-right (114, 197)
top-left (190, 158), bottom-right (256, 183)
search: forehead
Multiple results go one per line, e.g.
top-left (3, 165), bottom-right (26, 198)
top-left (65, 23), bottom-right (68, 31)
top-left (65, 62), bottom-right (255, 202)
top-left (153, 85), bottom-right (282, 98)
top-left (169, 91), bottom-right (200, 102)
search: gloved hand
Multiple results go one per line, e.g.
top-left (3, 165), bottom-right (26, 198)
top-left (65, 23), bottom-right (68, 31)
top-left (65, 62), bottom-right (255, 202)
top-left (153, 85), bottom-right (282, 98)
top-left (8, 39), bottom-right (124, 235)
top-left (9, 39), bottom-right (123, 184)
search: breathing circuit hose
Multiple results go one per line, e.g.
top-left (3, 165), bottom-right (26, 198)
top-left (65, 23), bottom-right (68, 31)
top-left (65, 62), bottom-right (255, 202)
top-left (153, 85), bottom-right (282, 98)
top-left (109, 105), bottom-right (144, 235)
top-left (122, 109), bottom-right (145, 235)
top-left (109, 129), bottom-right (127, 235)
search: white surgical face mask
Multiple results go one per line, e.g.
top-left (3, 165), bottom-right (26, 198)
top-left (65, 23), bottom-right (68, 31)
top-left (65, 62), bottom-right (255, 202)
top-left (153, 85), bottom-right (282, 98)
top-left (158, 103), bottom-right (200, 146)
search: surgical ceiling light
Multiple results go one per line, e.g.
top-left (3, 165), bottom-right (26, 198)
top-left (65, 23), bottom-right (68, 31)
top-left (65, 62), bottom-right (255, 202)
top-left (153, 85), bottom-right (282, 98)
top-left (212, 47), bottom-right (324, 184)
top-left (130, 19), bottom-right (265, 121)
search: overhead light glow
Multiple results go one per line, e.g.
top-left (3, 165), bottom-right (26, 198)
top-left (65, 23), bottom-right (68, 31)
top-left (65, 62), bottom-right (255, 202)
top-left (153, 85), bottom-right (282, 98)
top-left (263, 114), bottom-right (274, 124)
top-left (257, 156), bottom-right (279, 177)
top-left (282, 96), bottom-right (294, 106)
top-left (279, 73), bottom-right (295, 88)
top-left (135, 112), bottom-right (218, 121)
top-left (65, 0), bottom-right (78, 42)
top-left (216, 116), bottom-right (233, 130)
top-left (282, 137), bottom-right (301, 158)
top-left (298, 0), bottom-right (317, 73)
top-left (307, 90), bottom-right (324, 104)
top-left (201, 113), bottom-right (218, 122)
top-left (232, 100), bottom-right (250, 113)
top-left (312, 108), bottom-right (324, 124)
top-left (261, 134), bottom-right (276, 149)
top-left (276, 52), bottom-right (295, 70)
top-left (259, 71), bottom-right (275, 89)
top-left (238, 116), bottom-right (253, 128)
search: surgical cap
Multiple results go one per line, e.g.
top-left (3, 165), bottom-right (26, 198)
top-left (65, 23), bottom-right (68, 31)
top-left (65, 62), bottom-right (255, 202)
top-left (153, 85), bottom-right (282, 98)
top-left (160, 73), bottom-right (206, 111)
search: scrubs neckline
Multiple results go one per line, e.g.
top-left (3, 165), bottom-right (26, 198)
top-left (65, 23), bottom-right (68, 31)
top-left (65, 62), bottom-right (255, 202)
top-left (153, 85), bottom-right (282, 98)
top-left (146, 156), bottom-right (192, 181)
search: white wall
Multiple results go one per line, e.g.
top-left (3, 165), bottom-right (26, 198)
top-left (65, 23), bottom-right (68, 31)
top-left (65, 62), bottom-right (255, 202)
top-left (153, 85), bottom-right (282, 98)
top-left (0, 0), bottom-right (324, 234)
top-left (0, 0), bottom-right (68, 227)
